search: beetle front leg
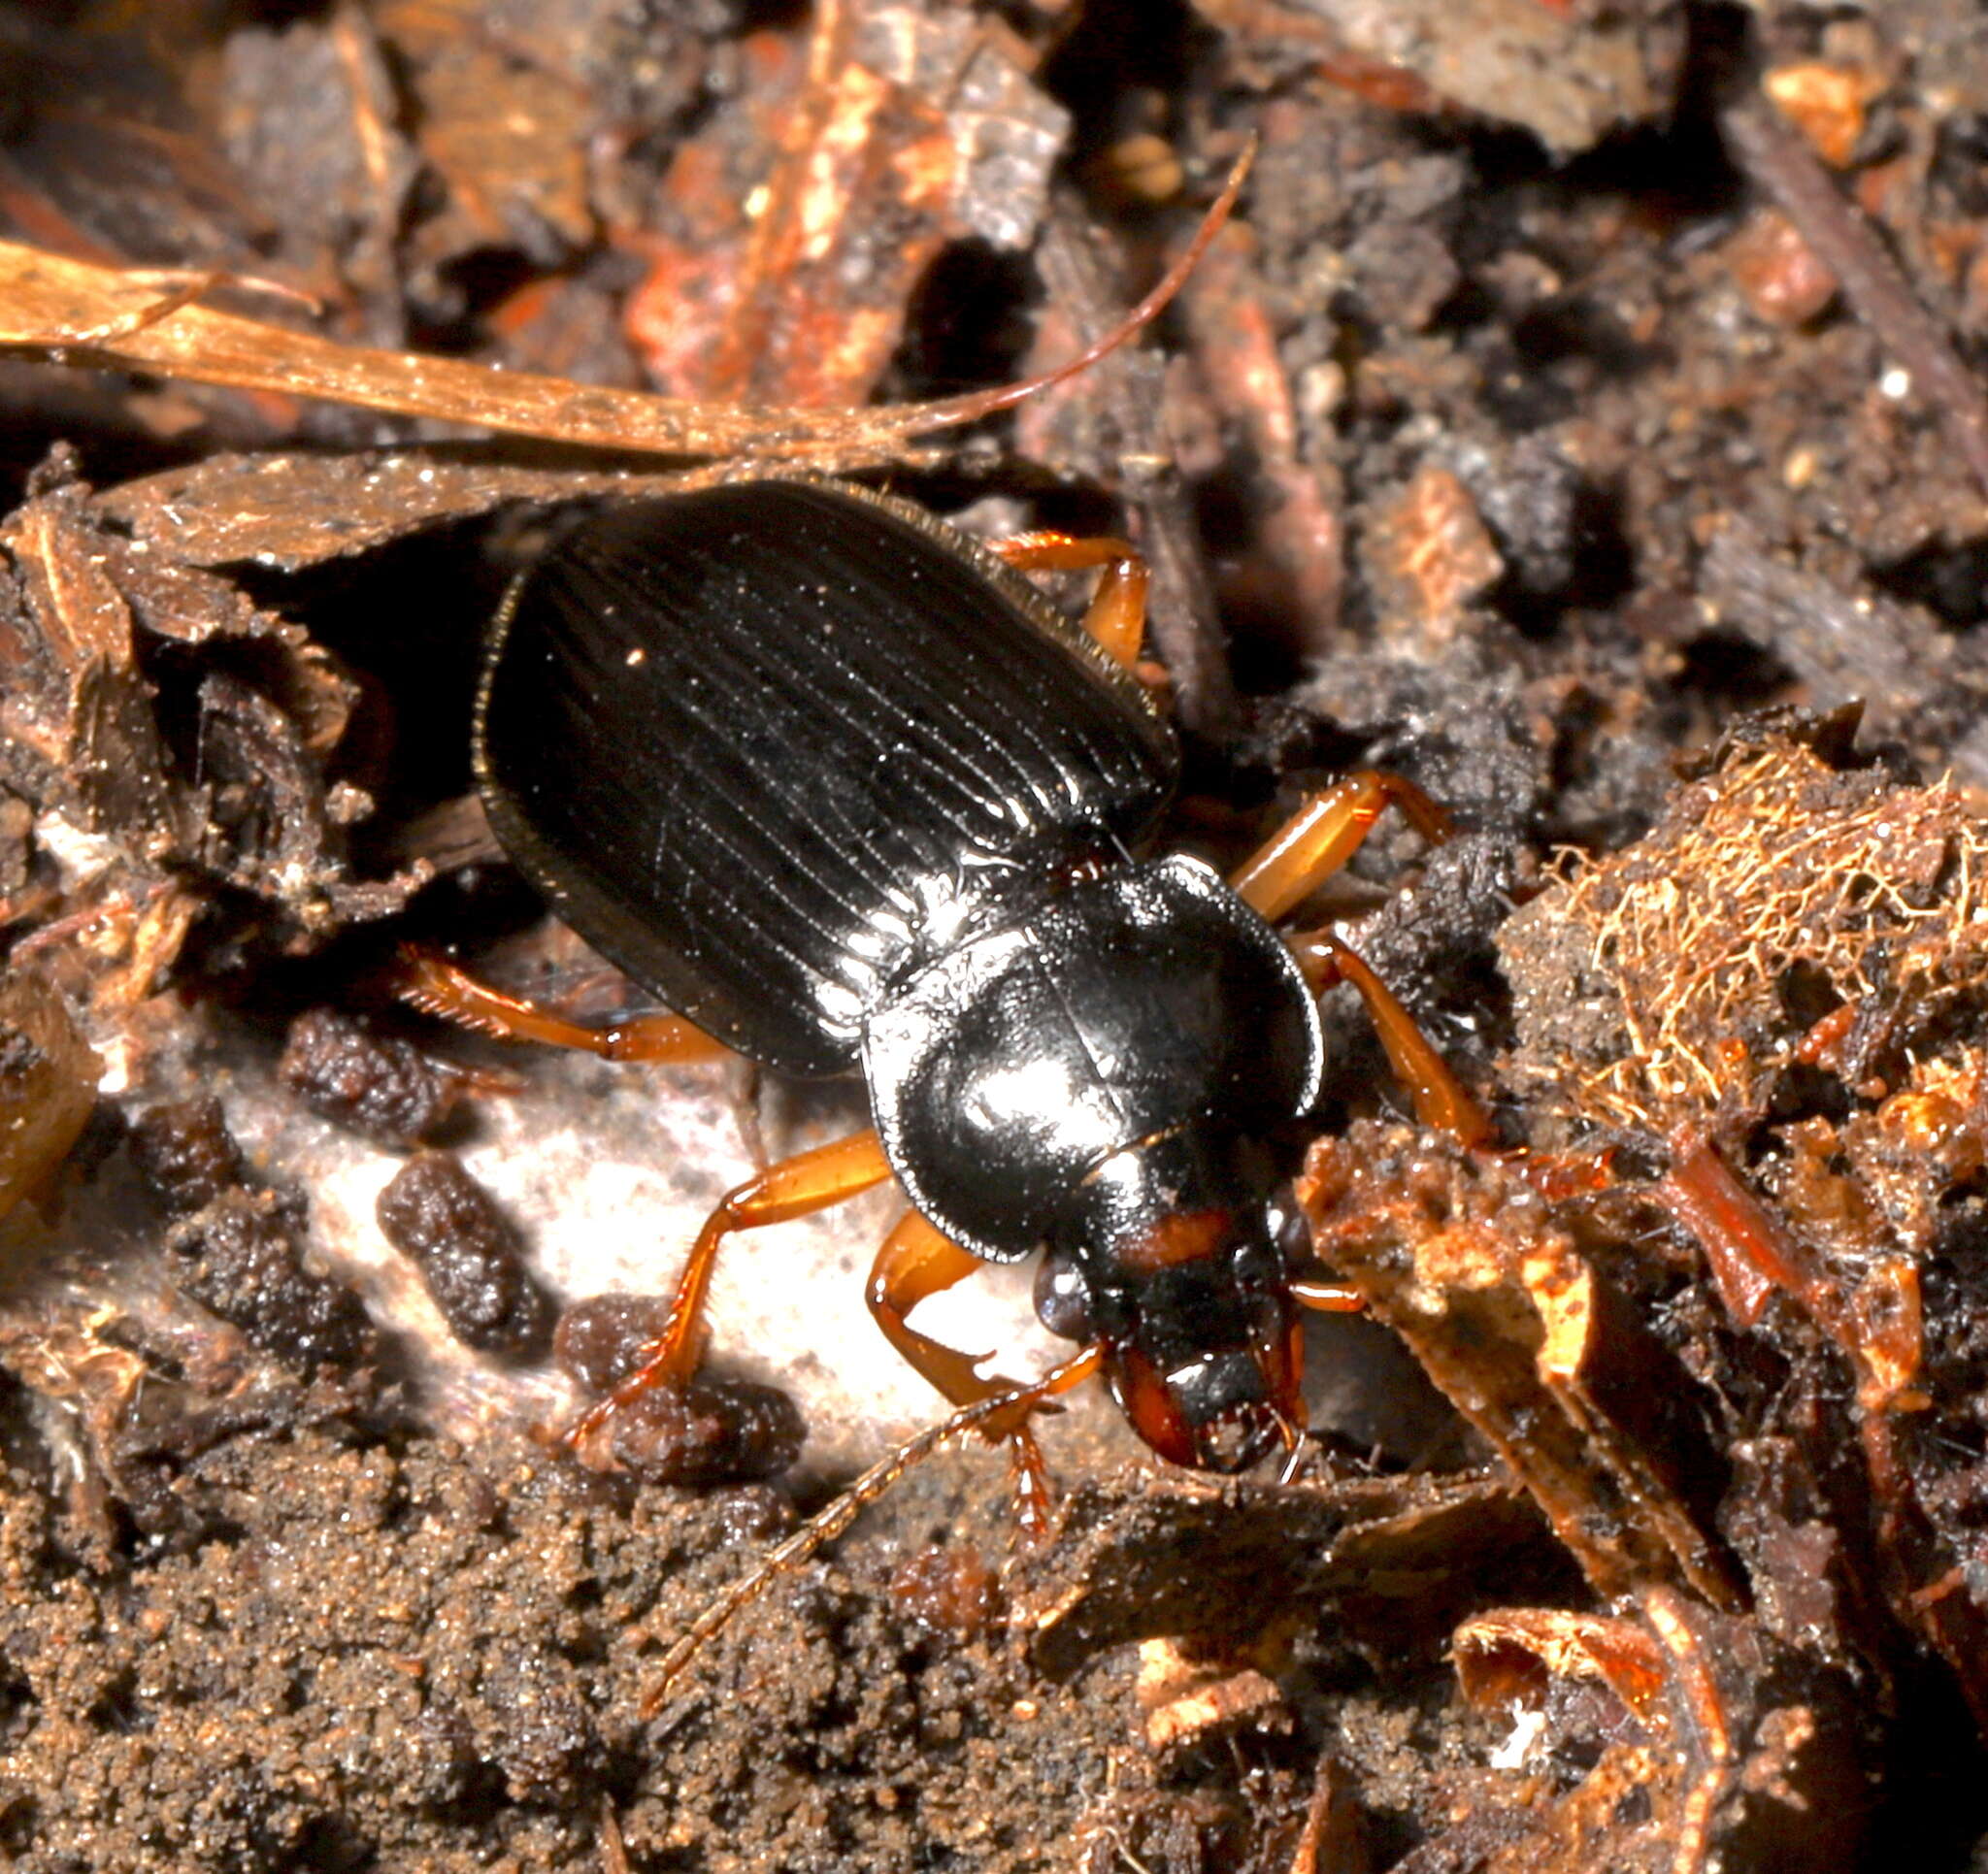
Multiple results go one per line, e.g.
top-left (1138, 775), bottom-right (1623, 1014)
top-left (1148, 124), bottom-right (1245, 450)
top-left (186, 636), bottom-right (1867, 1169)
top-left (1285, 929), bottom-right (1492, 1147)
top-left (868, 1209), bottom-right (1059, 1530)
top-left (566, 1129), bottom-right (895, 1451)
top-left (398, 949), bottom-right (733, 1063)
top-left (988, 532), bottom-right (1149, 671)
top-left (1228, 771), bottom-right (1451, 923)
top-left (868, 1211), bottom-right (1007, 1405)
top-left (1231, 774), bottom-right (1489, 1145)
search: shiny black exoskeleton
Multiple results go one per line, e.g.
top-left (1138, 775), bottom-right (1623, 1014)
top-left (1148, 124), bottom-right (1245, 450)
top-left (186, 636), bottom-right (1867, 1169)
top-left (476, 477), bottom-right (1324, 1471)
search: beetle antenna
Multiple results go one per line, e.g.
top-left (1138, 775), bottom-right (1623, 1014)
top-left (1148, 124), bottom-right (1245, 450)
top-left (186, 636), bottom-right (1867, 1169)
top-left (638, 1345), bottom-right (1102, 1716)
top-left (638, 1408), bottom-right (976, 1717)
top-left (1274, 1412), bottom-right (1309, 1486)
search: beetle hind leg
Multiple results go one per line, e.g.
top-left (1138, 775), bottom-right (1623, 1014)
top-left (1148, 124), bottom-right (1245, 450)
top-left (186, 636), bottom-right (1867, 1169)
top-left (988, 532), bottom-right (1149, 671)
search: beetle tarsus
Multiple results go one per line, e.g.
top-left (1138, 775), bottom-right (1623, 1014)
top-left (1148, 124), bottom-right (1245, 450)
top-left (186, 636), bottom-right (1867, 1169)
top-left (638, 1345), bottom-right (1102, 1713)
top-left (395, 947), bottom-right (729, 1063)
top-left (1007, 1425), bottom-right (1058, 1542)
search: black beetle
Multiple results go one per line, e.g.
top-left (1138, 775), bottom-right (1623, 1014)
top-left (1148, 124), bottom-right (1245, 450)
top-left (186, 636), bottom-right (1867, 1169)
top-left (416, 475), bottom-right (1481, 1478)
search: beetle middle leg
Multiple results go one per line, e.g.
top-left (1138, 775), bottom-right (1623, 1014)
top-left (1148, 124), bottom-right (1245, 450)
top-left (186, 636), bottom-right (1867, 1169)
top-left (868, 1209), bottom-right (1060, 1530)
top-left (1227, 770), bottom-right (1452, 924)
top-left (398, 950), bottom-right (733, 1063)
top-left (988, 533), bottom-right (1149, 670)
top-left (566, 1129), bottom-right (896, 1451)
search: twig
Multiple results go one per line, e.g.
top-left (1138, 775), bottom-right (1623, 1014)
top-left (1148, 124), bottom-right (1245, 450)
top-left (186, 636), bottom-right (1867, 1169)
top-left (1720, 90), bottom-right (1988, 504)
top-left (1031, 200), bottom-right (1242, 738)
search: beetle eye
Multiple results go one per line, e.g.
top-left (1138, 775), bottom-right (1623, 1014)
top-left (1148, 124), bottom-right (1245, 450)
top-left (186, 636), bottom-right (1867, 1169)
top-left (1265, 1187), bottom-right (1312, 1265)
top-left (1032, 1251), bottom-right (1095, 1341)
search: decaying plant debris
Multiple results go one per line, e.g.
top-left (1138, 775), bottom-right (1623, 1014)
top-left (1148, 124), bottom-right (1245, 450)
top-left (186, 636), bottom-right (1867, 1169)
top-left (4, 2), bottom-right (1988, 1870)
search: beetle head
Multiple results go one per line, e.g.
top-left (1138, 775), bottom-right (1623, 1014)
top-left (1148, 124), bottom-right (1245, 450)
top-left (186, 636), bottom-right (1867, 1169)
top-left (1038, 1129), bottom-right (1306, 1472)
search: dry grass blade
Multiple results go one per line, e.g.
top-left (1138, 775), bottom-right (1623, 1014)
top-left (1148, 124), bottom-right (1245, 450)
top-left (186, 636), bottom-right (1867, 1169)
top-left (0, 144), bottom-right (1250, 462)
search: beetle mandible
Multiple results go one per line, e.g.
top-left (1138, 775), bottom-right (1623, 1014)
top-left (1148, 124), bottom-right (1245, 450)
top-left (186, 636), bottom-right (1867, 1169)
top-left (407, 466), bottom-right (1488, 1485)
